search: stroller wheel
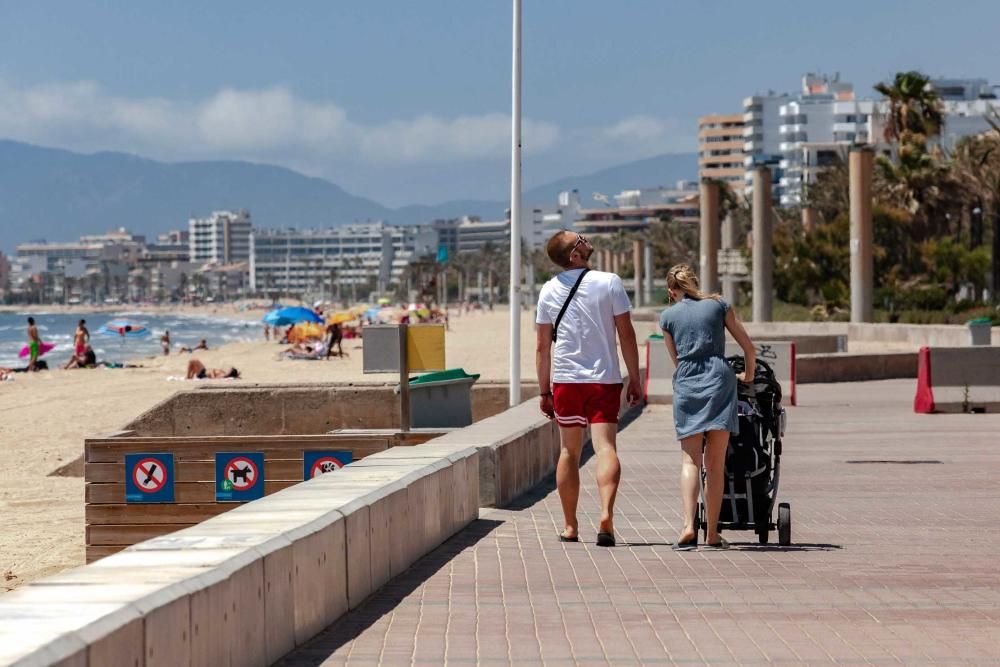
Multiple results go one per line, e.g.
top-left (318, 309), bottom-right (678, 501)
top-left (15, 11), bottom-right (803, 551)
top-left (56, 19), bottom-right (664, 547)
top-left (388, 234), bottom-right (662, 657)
top-left (778, 503), bottom-right (791, 546)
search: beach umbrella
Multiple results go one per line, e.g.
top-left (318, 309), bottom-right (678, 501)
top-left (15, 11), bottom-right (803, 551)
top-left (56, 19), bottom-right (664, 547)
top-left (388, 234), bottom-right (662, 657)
top-left (97, 319), bottom-right (150, 338)
top-left (263, 306), bottom-right (323, 327)
top-left (327, 312), bottom-right (354, 325)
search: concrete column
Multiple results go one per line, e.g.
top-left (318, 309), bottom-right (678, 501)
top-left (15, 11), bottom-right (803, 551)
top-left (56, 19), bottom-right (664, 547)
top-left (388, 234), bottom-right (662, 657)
top-left (610, 251), bottom-right (619, 275)
top-left (699, 180), bottom-right (720, 294)
top-left (644, 243), bottom-right (654, 305)
top-left (849, 147), bottom-right (874, 322)
top-left (752, 167), bottom-right (773, 322)
top-left (632, 239), bottom-right (644, 307)
top-left (477, 271), bottom-right (483, 302)
top-left (801, 206), bottom-right (818, 231)
top-left (721, 212), bottom-right (739, 306)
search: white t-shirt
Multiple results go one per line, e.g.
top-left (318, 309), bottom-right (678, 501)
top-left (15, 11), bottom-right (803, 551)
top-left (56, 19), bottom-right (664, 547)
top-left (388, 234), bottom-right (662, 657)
top-left (536, 268), bottom-right (632, 384)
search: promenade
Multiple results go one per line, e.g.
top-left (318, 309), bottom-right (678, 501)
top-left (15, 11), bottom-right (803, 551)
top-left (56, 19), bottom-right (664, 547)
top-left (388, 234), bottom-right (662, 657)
top-left (281, 379), bottom-right (1000, 665)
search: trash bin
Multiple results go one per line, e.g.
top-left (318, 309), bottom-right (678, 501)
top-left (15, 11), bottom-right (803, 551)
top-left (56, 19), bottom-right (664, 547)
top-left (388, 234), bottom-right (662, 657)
top-left (967, 317), bottom-right (993, 346)
top-left (399, 368), bottom-right (480, 428)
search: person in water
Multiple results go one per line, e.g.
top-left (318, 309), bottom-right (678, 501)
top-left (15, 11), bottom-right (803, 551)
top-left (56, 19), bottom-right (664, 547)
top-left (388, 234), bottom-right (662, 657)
top-left (26, 317), bottom-right (41, 372)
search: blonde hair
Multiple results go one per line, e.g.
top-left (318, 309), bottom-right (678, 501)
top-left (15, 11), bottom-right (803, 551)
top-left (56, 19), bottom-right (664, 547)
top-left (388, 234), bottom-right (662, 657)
top-left (666, 264), bottom-right (721, 301)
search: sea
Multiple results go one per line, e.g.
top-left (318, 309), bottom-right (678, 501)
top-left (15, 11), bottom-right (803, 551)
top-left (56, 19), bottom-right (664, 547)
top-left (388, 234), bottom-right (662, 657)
top-left (0, 310), bottom-right (264, 368)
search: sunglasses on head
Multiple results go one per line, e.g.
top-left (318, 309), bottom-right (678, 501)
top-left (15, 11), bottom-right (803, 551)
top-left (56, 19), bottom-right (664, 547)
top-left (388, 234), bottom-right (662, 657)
top-left (571, 235), bottom-right (589, 252)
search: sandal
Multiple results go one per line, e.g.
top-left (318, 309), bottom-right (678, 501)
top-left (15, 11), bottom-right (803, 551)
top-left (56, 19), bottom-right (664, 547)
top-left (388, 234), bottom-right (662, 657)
top-left (672, 537), bottom-right (698, 551)
top-left (596, 532), bottom-right (616, 547)
top-left (558, 533), bottom-right (579, 543)
top-left (703, 537), bottom-right (730, 551)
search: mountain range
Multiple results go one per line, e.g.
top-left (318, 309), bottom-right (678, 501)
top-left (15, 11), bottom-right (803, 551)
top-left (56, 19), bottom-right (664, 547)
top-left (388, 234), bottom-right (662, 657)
top-left (0, 139), bottom-right (695, 251)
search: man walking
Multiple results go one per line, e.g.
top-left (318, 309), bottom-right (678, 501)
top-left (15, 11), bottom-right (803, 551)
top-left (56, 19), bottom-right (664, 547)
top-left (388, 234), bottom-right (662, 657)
top-left (535, 231), bottom-right (642, 546)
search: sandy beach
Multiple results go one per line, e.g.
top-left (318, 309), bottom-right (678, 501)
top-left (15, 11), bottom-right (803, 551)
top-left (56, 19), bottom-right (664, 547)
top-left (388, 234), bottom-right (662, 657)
top-left (0, 306), bottom-right (546, 592)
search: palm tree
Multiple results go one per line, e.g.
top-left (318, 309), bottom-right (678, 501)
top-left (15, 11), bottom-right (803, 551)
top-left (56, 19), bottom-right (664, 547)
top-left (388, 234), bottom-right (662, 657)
top-left (874, 71), bottom-right (944, 145)
top-left (951, 112), bottom-right (1000, 299)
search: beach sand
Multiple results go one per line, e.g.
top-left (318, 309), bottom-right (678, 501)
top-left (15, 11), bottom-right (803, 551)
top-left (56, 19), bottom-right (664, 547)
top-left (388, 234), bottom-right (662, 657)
top-left (0, 306), bottom-right (542, 591)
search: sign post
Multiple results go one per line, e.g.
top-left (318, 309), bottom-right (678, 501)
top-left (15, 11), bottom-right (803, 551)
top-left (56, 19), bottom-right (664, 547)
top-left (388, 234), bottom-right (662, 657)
top-left (399, 323), bottom-right (411, 432)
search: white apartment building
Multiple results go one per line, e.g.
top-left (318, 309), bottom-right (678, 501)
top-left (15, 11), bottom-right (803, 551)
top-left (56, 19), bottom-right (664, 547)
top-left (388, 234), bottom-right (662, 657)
top-left (743, 91), bottom-right (789, 197)
top-left (189, 210), bottom-right (252, 264)
top-left (521, 190), bottom-right (583, 250)
top-left (249, 222), bottom-right (437, 296)
top-left (742, 74), bottom-right (1000, 206)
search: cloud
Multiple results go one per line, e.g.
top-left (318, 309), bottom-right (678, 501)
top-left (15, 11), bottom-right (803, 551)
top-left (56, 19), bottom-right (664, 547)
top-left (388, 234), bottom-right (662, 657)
top-left (0, 79), bottom-right (561, 166)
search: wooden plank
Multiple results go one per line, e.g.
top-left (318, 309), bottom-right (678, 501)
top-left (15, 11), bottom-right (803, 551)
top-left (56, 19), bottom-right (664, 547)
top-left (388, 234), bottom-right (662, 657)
top-left (86, 480), bottom-right (300, 504)
top-left (87, 524), bottom-right (195, 546)
top-left (86, 460), bottom-right (314, 484)
top-left (86, 503), bottom-right (230, 525)
top-left (85, 437), bottom-right (390, 463)
top-left (86, 545), bottom-right (127, 563)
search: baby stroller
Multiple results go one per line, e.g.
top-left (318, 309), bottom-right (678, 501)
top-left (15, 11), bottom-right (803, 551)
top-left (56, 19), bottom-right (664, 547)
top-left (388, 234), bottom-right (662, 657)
top-left (696, 356), bottom-right (791, 545)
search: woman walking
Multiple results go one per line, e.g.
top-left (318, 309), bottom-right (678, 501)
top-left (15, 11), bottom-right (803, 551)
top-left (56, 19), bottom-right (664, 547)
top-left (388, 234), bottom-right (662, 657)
top-left (659, 264), bottom-right (756, 550)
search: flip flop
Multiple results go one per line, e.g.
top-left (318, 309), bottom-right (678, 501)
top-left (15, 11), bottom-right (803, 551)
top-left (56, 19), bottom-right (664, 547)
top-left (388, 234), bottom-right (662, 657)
top-left (672, 538), bottom-right (698, 551)
top-left (596, 532), bottom-right (616, 547)
top-left (559, 534), bottom-right (579, 543)
top-left (703, 538), bottom-right (730, 551)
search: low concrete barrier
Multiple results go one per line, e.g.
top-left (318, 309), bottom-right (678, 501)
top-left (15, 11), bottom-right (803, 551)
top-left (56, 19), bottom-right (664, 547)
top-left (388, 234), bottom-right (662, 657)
top-left (124, 382), bottom-right (539, 436)
top-left (644, 336), bottom-right (797, 405)
top-left (914, 346), bottom-right (1000, 413)
top-left (797, 351), bottom-right (917, 383)
top-left (0, 397), bottom-right (554, 667)
top-left (428, 400), bottom-right (559, 507)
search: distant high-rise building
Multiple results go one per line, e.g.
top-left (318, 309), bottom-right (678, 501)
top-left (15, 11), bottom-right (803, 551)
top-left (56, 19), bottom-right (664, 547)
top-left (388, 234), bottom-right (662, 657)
top-left (189, 210), bottom-right (252, 264)
top-left (698, 114), bottom-right (746, 195)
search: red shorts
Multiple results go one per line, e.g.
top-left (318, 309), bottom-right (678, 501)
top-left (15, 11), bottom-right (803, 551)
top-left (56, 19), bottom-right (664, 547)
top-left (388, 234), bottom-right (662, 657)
top-left (553, 382), bottom-right (622, 428)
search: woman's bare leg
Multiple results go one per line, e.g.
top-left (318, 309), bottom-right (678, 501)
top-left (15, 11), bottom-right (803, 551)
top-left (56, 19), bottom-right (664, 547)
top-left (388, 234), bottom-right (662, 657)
top-left (186, 359), bottom-right (205, 380)
top-left (703, 430), bottom-right (730, 545)
top-left (678, 435), bottom-right (703, 542)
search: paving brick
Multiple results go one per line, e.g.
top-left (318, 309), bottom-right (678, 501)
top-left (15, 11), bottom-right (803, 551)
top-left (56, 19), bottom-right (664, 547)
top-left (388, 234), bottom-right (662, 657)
top-left (278, 380), bottom-right (1000, 665)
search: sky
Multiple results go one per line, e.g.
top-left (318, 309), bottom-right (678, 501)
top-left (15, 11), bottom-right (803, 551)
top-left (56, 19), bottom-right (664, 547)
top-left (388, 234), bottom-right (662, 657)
top-left (1, 0), bottom-right (999, 206)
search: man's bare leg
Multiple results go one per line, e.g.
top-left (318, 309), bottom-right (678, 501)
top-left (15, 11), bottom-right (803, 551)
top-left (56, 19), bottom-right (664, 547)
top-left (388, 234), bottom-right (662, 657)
top-left (590, 422), bottom-right (621, 536)
top-left (556, 426), bottom-right (585, 539)
top-left (678, 435), bottom-right (703, 543)
top-left (703, 430), bottom-right (729, 545)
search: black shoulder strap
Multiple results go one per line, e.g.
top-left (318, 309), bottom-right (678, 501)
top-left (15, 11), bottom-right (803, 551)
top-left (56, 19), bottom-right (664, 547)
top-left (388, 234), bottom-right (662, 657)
top-left (552, 269), bottom-right (590, 342)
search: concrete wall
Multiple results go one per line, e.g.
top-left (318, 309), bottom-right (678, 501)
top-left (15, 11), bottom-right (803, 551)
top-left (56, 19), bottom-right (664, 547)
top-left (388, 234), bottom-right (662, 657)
top-left (125, 382), bottom-right (541, 436)
top-left (0, 397), bottom-right (558, 667)
top-left (797, 352), bottom-right (917, 383)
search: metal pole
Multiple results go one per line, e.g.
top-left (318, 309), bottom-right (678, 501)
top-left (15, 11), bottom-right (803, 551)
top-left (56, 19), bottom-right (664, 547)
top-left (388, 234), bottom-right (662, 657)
top-left (508, 0), bottom-right (522, 407)
top-left (398, 323), bottom-right (410, 432)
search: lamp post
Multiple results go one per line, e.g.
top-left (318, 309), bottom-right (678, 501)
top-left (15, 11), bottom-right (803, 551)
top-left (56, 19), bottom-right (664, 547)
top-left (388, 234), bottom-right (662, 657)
top-left (508, 0), bottom-right (522, 407)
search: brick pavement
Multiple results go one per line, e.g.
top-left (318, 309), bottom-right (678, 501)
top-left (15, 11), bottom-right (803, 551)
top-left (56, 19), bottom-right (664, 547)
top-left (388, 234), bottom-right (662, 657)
top-left (280, 379), bottom-right (1000, 665)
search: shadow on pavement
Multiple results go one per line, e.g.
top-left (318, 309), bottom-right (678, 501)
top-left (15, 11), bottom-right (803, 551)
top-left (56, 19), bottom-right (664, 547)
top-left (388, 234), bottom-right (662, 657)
top-left (503, 404), bottom-right (645, 513)
top-left (620, 541), bottom-right (843, 552)
top-left (276, 518), bottom-right (504, 666)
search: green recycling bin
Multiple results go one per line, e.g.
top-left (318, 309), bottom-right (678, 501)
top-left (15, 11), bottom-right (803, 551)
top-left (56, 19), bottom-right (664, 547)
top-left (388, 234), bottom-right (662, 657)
top-left (967, 317), bottom-right (993, 346)
top-left (400, 368), bottom-right (481, 428)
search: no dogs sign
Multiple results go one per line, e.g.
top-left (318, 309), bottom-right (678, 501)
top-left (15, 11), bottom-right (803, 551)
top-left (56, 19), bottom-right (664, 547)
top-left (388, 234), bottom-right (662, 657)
top-left (125, 453), bottom-right (175, 503)
top-left (215, 452), bottom-right (265, 502)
